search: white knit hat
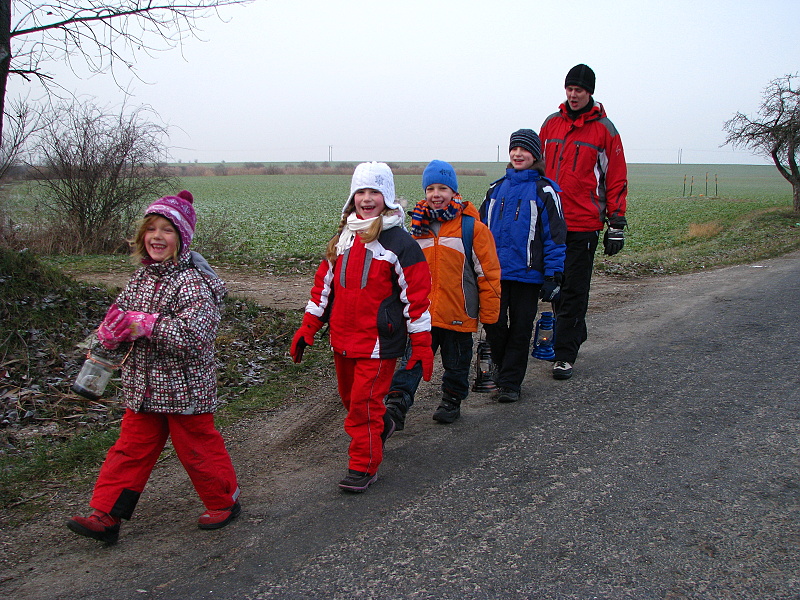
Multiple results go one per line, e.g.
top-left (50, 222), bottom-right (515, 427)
top-left (342, 161), bottom-right (399, 214)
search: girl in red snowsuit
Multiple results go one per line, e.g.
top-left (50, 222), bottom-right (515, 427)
top-left (291, 162), bottom-right (433, 492)
top-left (67, 191), bottom-right (240, 545)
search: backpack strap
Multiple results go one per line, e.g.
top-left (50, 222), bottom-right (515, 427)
top-left (461, 214), bottom-right (474, 273)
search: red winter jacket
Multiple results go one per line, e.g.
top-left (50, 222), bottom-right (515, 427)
top-left (540, 100), bottom-right (627, 232)
top-left (305, 225), bottom-right (432, 359)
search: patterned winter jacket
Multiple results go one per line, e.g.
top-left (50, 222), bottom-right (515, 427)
top-left (412, 201), bottom-right (501, 333)
top-left (305, 225), bottom-right (432, 359)
top-left (113, 252), bottom-right (227, 414)
top-left (540, 100), bottom-right (628, 231)
top-left (480, 168), bottom-right (567, 284)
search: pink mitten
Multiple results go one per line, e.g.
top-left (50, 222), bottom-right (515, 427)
top-left (113, 311), bottom-right (159, 340)
top-left (97, 304), bottom-right (125, 349)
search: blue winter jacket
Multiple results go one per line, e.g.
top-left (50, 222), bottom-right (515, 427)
top-left (479, 168), bottom-right (567, 284)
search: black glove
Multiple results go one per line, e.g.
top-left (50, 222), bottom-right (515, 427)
top-left (539, 273), bottom-right (562, 302)
top-left (603, 227), bottom-right (625, 256)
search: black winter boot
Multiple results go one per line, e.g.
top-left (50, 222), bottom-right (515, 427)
top-left (384, 391), bottom-right (407, 431)
top-left (432, 396), bottom-right (461, 424)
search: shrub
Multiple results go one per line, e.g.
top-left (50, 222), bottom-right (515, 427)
top-left (27, 101), bottom-right (175, 254)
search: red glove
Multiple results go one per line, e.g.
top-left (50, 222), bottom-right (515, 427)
top-left (406, 331), bottom-right (434, 381)
top-left (290, 313), bottom-right (324, 363)
top-left (97, 304), bottom-right (125, 349)
top-left (113, 311), bottom-right (159, 341)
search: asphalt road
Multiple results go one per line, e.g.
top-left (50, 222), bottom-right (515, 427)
top-left (162, 251), bottom-right (799, 600)
top-left (48, 253), bottom-right (800, 599)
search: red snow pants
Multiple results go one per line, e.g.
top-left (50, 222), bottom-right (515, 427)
top-left (90, 409), bottom-right (239, 520)
top-left (333, 353), bottom-right (397, 474)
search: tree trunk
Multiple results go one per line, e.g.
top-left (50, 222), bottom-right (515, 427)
top-left (0, 0), bottom-right (11, 146)
top-left (794, 182), bottom-right (800, 213)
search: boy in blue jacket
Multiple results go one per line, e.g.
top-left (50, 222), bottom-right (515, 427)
top-left (479, 129), bottom-right (567, 403)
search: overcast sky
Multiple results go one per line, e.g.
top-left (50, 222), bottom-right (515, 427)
top-left (22, 0), bottom-right (798, 165)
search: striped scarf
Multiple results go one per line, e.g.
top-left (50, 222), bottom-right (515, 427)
top-left (409, 195), bottom-right (463, 237)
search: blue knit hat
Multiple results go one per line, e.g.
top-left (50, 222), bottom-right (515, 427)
top-left (509, 129), bottom-right (542, 161)
top-left (422, 160), bottom-right (458, 193)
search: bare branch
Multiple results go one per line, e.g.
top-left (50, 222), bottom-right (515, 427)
top-left (0, 96), bottom-right (46, 179)
top-left (10, 1), bottom-right (251, 85)
top-left (0, 1), bottom-right (253, 145)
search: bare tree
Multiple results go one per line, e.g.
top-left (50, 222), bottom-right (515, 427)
top-left (0, 96), bottom-right (43, 179)
top-left (29, 100), bottom-right (175, 253)
top-left (723, 73), bottom-right (800, 212)
top-left (0, 0), bottom-right (252, 143)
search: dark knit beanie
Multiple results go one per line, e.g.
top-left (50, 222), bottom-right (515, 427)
top-left (509, 129), bottom-right (542, 160)
top-left (565, 63), bottom-right (596, 94)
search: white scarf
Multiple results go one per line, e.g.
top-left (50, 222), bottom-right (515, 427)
top-left (335, 210), bottom-right (404, 255)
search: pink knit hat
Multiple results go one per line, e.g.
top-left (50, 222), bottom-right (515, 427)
top-left (145, 190), bottom-right (196, 251)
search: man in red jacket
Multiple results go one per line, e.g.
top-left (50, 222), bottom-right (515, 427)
top-left (540, 64), bottom-right (628, 380)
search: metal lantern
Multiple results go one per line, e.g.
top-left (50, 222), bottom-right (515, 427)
top-left (472, 340), bottom-right (497, 392)
top-left (531, 311), bottom-right (556, 361)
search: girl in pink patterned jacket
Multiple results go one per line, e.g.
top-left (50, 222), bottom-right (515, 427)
top-left (67, 191), bottom-right (240, 545)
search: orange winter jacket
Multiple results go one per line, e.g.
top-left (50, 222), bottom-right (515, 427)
top-left (413, 201), bottom-right (501, 333)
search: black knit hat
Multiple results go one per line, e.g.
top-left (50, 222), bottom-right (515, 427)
top-left (565, 63), bottom-right (596, 94)
top-left (509, 129), bottom-right (542, 160)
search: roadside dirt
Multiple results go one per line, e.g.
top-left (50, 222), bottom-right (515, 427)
top-left (64, 266), bottom-right (641, 316)
top-left (0, 265), bottom-right (647, 599)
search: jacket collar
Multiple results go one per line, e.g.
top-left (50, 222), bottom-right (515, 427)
top-left (505, 167), bottom-right (542, 182)
top-left (144, 252), bottom-right (191, 277)
top-left (559, 99), bottom-right (605, 125)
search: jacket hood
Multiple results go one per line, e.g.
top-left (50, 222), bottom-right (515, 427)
top-left (190, 251), bottom-right (227, 305)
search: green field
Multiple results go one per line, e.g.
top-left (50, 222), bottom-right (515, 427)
top-left (181, 162), bottom-right (797, 274)
top-left (1, 162), bottom-right (798, 503)
top-left (6, 162), bottom-right (800, 276)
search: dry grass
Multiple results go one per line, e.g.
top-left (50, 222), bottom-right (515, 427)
top-left (685, 221), bottom-right (723, 239)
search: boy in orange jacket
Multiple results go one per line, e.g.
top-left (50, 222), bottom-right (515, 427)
top-left (384, 160), bottom-right (501, 427)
